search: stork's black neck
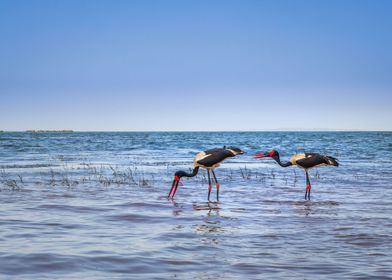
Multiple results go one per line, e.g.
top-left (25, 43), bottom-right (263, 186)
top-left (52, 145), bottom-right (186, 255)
top-left (175, 167), bottom-right (199, 178)
top-left (273, 155), bottom-right (292, 167)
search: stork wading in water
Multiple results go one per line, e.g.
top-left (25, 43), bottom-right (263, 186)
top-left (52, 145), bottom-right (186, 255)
top-left (254, 150), bottom-right (339, 200)
top-left (168, 146), bottom-right (244, 201)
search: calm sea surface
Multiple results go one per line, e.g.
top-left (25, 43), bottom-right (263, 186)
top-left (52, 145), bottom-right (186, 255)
top-left (0, 132), bottom-right (391, 279)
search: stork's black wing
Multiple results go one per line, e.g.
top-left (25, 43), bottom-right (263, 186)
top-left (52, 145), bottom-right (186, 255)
top-left (308, 153), bottom-right (339, 166)
top-left (204, 148), bottom-right (225, 155)
top-left (296, 153), bottom-right (339, 169)
top-left (197, 149), bottom-right (233, 167)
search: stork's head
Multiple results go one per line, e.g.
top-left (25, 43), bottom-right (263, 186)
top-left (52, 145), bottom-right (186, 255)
top-left (226, 146), bottom-right (245, 155)
top-left (174, 170), bottom-right (187, 179)
top-left (254, 150), bottom-right (279, 159)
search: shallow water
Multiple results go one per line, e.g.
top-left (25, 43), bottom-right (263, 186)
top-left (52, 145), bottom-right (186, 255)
top-left (0, 132), bottom-right (391, 279)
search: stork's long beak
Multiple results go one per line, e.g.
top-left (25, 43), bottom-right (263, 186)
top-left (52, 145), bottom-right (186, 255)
top-left (168, 176), bottom-right (180, 198)
top-left (254, 152), bottom-right (265, 158)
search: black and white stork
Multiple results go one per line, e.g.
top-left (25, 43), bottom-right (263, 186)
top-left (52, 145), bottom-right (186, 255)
top-left (254, 150), bottom-right (339, 200)
top-left (168, 146), bottom-right (244, 201)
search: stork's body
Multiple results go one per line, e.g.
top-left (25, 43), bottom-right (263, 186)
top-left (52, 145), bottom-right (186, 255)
top-left (255, 150), bottom-right (339, 200)
top-left (168, 146), bottom-right (244, 201)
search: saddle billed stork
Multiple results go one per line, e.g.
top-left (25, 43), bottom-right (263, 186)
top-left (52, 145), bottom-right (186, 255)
top-left (254, 150), bottom-right (339, 200)
top-left (168, 146), bottom-right (244, 201)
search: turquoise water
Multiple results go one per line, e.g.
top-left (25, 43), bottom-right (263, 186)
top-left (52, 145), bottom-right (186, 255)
top-left (0, 132), bottom-right (391, 279)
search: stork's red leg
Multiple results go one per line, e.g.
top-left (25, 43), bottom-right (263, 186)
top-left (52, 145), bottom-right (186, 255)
top-left (305, 171), bottom-right (311, 200)
top-left (211, 170), bottom-right (220, 201)
top-left (207, 169), bottom-right (212, 201)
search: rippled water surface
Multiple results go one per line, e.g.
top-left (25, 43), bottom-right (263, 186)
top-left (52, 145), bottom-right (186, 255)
top-left (1, 132), bottom-right (391, 279)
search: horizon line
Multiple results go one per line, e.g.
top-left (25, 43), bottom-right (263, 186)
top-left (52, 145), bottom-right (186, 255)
top-left (1, 129), bottom-right (391, 133)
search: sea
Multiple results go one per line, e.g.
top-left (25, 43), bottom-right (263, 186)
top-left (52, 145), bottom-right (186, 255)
top-left (0, 131), bottom-right (391, 279)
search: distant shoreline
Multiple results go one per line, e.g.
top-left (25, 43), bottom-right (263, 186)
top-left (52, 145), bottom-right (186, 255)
top-left (25, 130), bottom-right (74, 133)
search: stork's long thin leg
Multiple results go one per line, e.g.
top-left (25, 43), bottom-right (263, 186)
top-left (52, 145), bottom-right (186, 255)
top-left (305, 171), bottom-right (311, 200)
top-left (207, 169), bottom-right (212, 201)
top-left (211, 169), bottom-right (220, 201)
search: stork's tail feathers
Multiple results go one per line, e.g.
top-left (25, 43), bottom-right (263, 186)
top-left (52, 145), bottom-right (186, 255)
top-left (325, 156), bottom-right (339, 167)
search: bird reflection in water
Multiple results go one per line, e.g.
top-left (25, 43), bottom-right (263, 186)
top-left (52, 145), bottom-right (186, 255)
top-left (292, 200), bottom-right (339, 216)
top-left (170, 200), bottom-right (183, 216)
top-left (193, 202), bottom-right (224, 236)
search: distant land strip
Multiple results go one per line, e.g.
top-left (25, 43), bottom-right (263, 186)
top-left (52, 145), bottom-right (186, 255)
top-left (26, 130), bottom-right (74, 133)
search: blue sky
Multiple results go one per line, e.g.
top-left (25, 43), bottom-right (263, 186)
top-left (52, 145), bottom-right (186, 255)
top-left (0, 0), bottom-right (391, 131)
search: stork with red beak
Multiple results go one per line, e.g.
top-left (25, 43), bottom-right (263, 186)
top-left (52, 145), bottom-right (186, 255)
top-left (254, 150), bottom-right (339, 200)
top-left (168, 146), bottom-right (244, 201)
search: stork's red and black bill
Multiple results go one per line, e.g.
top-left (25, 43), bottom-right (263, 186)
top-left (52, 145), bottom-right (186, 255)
top-left (254, 151), bottom-right (275, 158)
top-left (168, 175), bottom-right (180, 198)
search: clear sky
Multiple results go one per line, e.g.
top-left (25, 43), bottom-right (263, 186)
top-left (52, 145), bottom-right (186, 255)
top-left (0, 0), bottom-right (391, 131)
